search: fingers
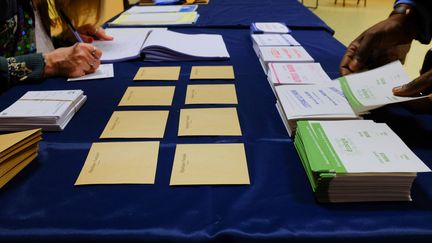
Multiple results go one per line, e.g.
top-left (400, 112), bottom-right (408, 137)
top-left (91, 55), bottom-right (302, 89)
top-left (393, 69), bottom-right (432, 97)
top-left (339, 41), bottom-right (360, 75)
top-left (94, 28), bottom-right (114, 41)
top-left (71, 43), bottom-right (101, 76)
top-left (80, 34), bottom-right (94, 43)
top-left (79, 24), bottom-right (113, 41)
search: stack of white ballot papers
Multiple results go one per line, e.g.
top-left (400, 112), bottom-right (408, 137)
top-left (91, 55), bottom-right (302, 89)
top-left (338, 61), bottom-right (425, 114)
top-left (257, 46), bottom-right (314, 74)
top-left (251, 34), bottom-right (300, 56)
top-left (267, 63), bottom-right (331, 93)
top-left (0, 90), bottom-right (86, 131)
top-left (250, 22), bottom-right (291, 34)
top-left (275, 84), bottom-right (358, 136)
top-left (94, 28), bottom-right (230, 62)
top-left (294, 120), bottom-right (431, 202)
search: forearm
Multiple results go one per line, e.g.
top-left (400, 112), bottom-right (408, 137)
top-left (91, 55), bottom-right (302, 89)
top-left (395, 0), bottom-right (432, 44)
top-left (0, 53), bottom-right (45, 92)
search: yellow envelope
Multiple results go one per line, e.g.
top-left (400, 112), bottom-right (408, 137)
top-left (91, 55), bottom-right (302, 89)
top-left (75, 142), bottom-right (160, 185)
top-left (119, 86), bottom-right (175, 106)
top-left (100, 111), bottom-right (169, 138)
top-left (178, 108), bottom-right (242, 136)
top-left (185, 84), bottom-right (238, 105)
top-left (170, 143), bottom-right (250, 185)
top-left (0, 152), bottom-right (37, 189)
top-left (190, 66), bottom-right (235, 80)
top-left (0, 129), bottom-right (41, 159)
top-left (134, 66), bottom-right (180, 81)
top-left (0, 145), bottom-right (38, 177)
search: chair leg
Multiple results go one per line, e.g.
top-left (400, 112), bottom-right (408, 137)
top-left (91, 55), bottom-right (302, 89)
top-left (334, 0), bottom-right (337, 5)
top-left (364, 0), bottom-right (367, 7)
top-left (343, 0), bottom-right (345, 7)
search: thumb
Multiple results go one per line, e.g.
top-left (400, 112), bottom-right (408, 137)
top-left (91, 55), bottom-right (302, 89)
top-left (393, 71), bottom-right (432, 97)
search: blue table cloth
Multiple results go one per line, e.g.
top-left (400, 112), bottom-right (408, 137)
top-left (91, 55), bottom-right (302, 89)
top-left (194, 0), bottom-right (333, 33)
top-left (0, 27), bottom-right (432, 242)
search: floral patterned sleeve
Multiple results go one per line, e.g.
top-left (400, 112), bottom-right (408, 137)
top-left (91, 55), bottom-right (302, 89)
top-left (0, 53), bottom-right (45, 92)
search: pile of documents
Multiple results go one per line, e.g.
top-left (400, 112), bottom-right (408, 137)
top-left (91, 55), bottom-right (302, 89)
top-left (294, 120), bottom-right (431, 202)
top-left (94, 28), bottom-right (230, 62)
top-left (0, 129), bottom-right (41, 188)
top-left (0, 90), bottom-right (87, 131)
top-left (272, 61), bottom-right (424, 136)
top-left (110, 4), bottom-right (199, 26)
top-left (338, 61), bottom-right (423, 114)
top-left (275, 84), bottom-right (358, 136)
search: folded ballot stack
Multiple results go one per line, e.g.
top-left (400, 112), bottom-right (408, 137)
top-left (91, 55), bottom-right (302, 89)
top-left (249, 23), bottom-right (431, 202)
top-left (0, 129), bottom-right (42, 188)
top-left (294, 120), bottom-right (431, 202)
top-left (0, 90), bottom-right (86, 131)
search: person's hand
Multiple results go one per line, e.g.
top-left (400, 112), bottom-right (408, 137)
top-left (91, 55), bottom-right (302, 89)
top-left (393, 70), bottom-right (432, 98)
top-left (43, 43), bottom-right (102, 78)
top-left (339, 9), bottom-right (419, 76)
top-left (77, 24), bottom-right (113, 43)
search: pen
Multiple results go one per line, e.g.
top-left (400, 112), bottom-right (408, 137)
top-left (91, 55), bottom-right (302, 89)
top-left (58, 9), bottom-right (84, 43)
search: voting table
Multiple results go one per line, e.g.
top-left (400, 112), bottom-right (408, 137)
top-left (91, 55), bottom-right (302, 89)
top-left (1, 2), bottom-right (432, 243)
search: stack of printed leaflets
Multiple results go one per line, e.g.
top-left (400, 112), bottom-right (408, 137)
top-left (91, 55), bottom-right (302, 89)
top-left (0, 90), bottom-right (86, 131)
top-left (294, 120), bottom-right (431, 202)
top-left (338, 61), bottom-right (424, 115)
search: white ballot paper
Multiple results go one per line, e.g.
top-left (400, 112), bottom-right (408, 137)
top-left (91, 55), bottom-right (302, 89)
top-left (67, 64), bottom-right (114, 81)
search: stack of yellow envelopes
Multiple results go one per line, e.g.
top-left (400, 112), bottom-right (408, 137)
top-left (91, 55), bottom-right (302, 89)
top-left (0, 129), bottom-right (42, 188)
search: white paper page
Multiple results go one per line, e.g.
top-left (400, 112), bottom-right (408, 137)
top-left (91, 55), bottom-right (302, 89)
top-left (20, 90), bottom-right (83, 101)
top-left (0, 100), bottom-right (70, 118)
top-left (254, 22), bottom-right (289, 33)
top-left (143, 30), bottom-right (230, 58)
top-left (268, 63), bottom-right (331, 85)
top-left (0, 90), bottom-right (83, 118)
top-left (259, 46), bottom-right (314, 62)
top-left (67, 64), bottom-right (114, 81)
top-left (316, 120), bottom-right (431, 173)
top-left (93, 28), bottom-right (160, 62)
top-left (282, 34), bottom-right (300, 46)
top-left (275, 84), bottom-right (356, 119)
top-left (125, 5), bottom-right (197, 14)
top-left (341, 61), bottom-right (422, 108)
top-left (252, 34), bottom-right (297, 46)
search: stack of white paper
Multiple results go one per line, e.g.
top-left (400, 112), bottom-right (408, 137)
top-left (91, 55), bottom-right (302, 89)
top-left (295, 120), bottom-right (431, 202)
top-left (338, 61), bottom-right (425, 115)
top-left (251, 34), bottom-right (300, 56)
top-left (250, 22), bottom-right (291, 34)
top-left (267, 63), bottom-right (332, 94)
top-left (257, 46), bottom-right (314, 74)
top-left (0, 90), bottom-right (87, 131)
top-left (275, 84), bottom-right (358, 136)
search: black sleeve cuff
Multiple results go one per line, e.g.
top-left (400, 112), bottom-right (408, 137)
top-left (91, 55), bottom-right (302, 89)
top-left (412, 1), bottom-right (432, 44)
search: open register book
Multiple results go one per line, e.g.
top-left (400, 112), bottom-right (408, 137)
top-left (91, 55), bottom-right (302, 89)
top-left (294, 120), bottom-right (431, 202)
top-left (94, 28), bottom-right (230, 63)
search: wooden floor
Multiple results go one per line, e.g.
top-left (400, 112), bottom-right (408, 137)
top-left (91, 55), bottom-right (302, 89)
top-left (310, 0), bottom-right (432, 79)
